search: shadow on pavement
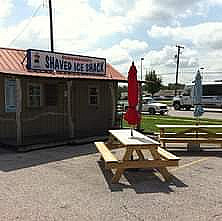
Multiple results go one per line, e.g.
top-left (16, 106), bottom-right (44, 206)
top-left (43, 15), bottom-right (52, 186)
top-left (98, 161), bottom-right (188, 194)
top-left (0, 143), bottom-right (97, 172)
top-left (170, 149), bottom-right (222, 158)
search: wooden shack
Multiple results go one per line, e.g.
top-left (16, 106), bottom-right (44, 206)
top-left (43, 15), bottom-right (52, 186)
top-left (0, 48), bottom-right (126, 151)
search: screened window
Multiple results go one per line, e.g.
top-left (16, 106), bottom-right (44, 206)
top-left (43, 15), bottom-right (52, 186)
top-left (5, 78), bottom-right (16, 112)
top-left (28, 83), bottom-right (42, 107)
top-left (88, 86), bottom-right (99, 105)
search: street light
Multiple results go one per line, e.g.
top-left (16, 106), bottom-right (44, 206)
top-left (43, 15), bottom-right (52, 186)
top-left (141, 57), bottom-right (144, 81)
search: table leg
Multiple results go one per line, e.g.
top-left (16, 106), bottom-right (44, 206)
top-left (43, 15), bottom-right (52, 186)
top-left (112, 148), bottom-right (133, 183)
top-left (150, 148), bottom-right (171, 181)
top-left (112, 168), bottom-right (125, 183)
top-left (136, 150), bottom-right (145, 160)
top-left (106, 134), bottom-right (115, 147)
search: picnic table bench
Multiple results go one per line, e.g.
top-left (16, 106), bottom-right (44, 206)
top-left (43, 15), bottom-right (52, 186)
top-left (95, 129), bottom-right (180, 183)
top-left (156, 125), bottom-right (222, 149)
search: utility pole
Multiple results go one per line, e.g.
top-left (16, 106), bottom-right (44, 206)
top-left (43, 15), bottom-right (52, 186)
top-left (175, 45), bottom-right (184, 96)
top-left (49, 0), bottom-right (54, 52)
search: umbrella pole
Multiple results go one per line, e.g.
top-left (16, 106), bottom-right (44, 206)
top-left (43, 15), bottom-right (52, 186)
top-left (198, 116), bottom-right (200, 125)
top-left (131, 126), bottom-right (134, 161)
top-left (196, 116), bottom-right (200, 125)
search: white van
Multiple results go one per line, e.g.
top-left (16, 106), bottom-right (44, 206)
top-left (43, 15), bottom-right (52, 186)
top-left (173, 81), bottom-right (222, 110)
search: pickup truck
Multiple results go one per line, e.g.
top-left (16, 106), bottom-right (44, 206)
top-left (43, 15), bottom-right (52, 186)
top-left (142, 97), bottom-right (169, 115)
top-left (118, 97), bottom-right (168, 115)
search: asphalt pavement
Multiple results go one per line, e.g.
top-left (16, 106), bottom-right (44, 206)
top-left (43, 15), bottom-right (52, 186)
top-left (168, 107), bottom-right (222, 119)
top-left (0, 143), bottom-right (222, 221)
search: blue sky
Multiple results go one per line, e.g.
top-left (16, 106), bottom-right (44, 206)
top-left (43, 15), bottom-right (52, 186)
top-left (1, 0), bottom-right (222, 85)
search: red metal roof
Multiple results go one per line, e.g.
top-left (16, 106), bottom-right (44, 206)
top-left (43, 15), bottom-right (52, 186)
top-left (0, 47), bottom-right (127, 82)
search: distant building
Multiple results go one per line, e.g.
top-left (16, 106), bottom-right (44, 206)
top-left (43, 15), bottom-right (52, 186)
top-left (154, 89), bottom-right (183, 98)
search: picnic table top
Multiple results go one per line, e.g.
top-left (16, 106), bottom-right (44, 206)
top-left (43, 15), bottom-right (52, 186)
top-left (109, 129), bottom-right (160, 146)
top-left (156, 124), bottom-right (222, 128)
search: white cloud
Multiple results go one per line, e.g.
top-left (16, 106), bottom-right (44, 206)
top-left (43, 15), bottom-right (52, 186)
top-left (1, 0), bottom-right (132, 51)
top-left (0, 15), bottom-right (50, 49)
top-left (148, 22), bottom-right (222, 49)
top-left (4, 0), bottom-right (220, 52)
top-left (119, 39), bottom-right (148, 53)
top-left (100, 0), bottom-right (132, 16)
top-left (88, 39), bottom-right (149, 77)
top-left (209, 0), bottom-right (222, 5)
top-left (127, 0), bottom-right (206, 24)
top-left (0, 0), bottom-right (13, 19)
top-left (141, 45), bottom-right (200, 84)
top-left (1, 0), bottom-right (222, 85)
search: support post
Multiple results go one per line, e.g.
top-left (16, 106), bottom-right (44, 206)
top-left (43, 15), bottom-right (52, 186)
top-left (16, 78), bottom-right (22, 145)
top-left (110, 82), bottom-right (116, 127)
top-left (67, 81), bottom-right (74, 138)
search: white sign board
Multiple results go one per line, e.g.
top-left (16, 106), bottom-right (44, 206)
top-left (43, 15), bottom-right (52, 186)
top-left (27, 49), bottom-right (106, 75)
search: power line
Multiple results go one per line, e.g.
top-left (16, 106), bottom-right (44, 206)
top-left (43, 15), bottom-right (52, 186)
top-left (8, 4), bottom-right (42, 47)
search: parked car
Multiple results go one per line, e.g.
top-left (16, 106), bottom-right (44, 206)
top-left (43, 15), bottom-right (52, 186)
top-left (142, 97), bottom-right (168, 115)
top-left (118, 100), bottom-right (128, 111)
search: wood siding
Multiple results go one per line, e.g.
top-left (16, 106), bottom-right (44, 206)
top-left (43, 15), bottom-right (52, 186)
top-left (0, 76), bottom-right (117, 145)
top-left (73, 80), bottom-right (115, 138)
top-left (21, 78), bottom-right (69, 144)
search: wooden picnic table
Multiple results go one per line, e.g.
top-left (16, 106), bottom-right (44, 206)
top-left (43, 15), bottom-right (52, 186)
top-left (156, 124), bottom-right (222, 149)
top-left (157, 125), bottom-right (222, 128)
top-left (95, 129), bottom-right (180, 183)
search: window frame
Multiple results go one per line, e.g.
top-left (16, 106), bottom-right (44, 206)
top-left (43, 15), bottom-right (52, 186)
top-left (88, 85), bottom-right (100, 106)
top-left (27, 83), bottom-right (43, 108)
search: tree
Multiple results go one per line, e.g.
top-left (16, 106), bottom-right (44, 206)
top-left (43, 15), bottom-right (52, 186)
top-left (167, 83), bottom-right (185, 90)
top-left (144, 70), bottom-right (162, 97)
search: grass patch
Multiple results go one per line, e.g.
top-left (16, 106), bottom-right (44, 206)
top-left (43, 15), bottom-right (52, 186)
top-left (158, 100), bottom-right (172, 105)
top-left (123, 115), bottom-right (222, 134)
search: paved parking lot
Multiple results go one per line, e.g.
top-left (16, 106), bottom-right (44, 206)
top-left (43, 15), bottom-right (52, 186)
top-left (0, 144), bottom-right (222, 221)
top-left (168, 108), bottom-right (222, 119)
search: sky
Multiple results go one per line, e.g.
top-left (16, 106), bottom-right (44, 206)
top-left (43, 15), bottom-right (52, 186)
top-left (1, 0), bottom-right (222, 85)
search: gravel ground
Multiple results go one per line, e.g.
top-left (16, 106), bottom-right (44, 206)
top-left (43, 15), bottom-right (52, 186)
top-left (0, 144), bottom-right (222, 221)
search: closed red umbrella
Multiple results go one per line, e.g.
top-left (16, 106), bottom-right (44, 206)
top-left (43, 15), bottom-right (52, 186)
top-left (124, 62), bottom-right (141, 135)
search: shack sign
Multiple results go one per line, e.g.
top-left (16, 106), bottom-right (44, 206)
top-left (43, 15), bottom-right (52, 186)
top-left (27, 49), bottom-right (106, 75)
